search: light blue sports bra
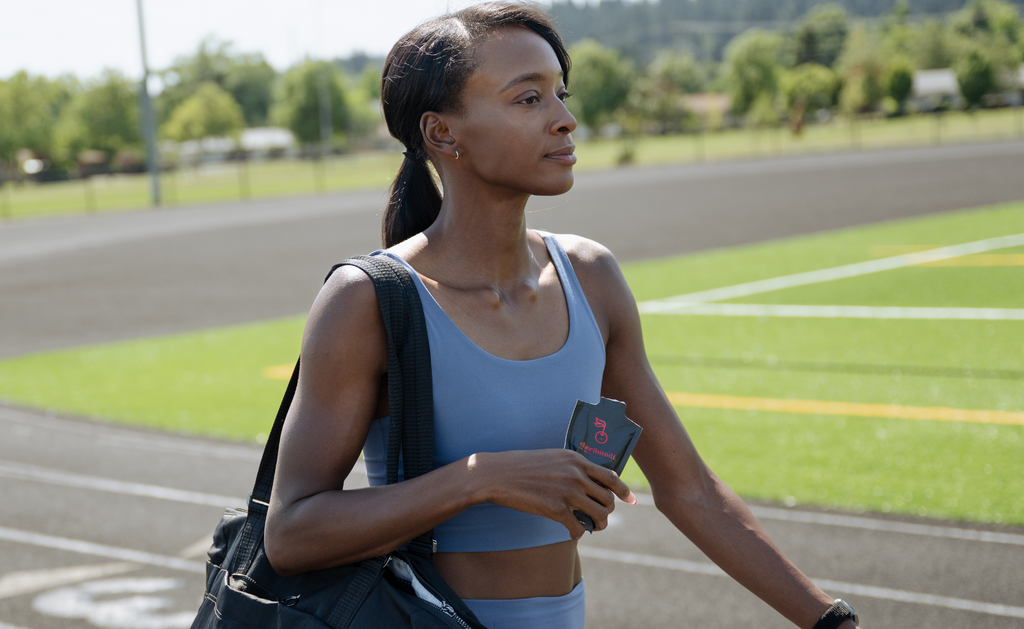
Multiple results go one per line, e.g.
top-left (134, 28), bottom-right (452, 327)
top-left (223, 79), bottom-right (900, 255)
top-left (361, 233), bottom-right (606, 552)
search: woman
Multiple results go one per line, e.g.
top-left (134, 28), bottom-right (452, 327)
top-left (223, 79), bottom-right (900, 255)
top-left (264, 3), bottom-right (859, 628)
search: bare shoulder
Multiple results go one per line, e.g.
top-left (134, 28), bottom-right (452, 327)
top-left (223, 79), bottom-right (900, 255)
top-left (539, 232), bottom-right (637, 342)
top-left (302, 264), bottom-right (387, 378)
top-left (543, 232), bottom-right (631, 294)
top-left (270, 263), bottom-right (389, 517)
top-left (543, 232), bottom-right (616, 269)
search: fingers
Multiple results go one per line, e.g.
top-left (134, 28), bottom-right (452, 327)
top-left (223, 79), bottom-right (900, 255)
top-left (560, 511), bottom-right (588, 540)
top-left (577, 455), bottom-right (636, 506)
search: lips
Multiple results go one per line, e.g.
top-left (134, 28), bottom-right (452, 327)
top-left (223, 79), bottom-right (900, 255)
top-left (545, 145), bottom-right (577, 165)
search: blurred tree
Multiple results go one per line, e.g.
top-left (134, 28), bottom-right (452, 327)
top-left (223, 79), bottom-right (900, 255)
top-left (270, 61), bottom-right (351, 146)
top-left (157, 39), bottom-right (234, 124)
top-left (565, 40), bottom-right (634, 132)
top-left (793, 4), bottom-right (849, 68)
top-left (914, 20), bottom-right (956, 69)
top-left (880, 1), bottom-right (916, 62)
top-left (162, 82), bottom-right (246, 141)
top-left (885, 0), bottom-right (911, 30)
top-left (956, 47), bottom-right (996, 108)
top-left (648, 50), bottom-right (706, 94)
top-left (947, 0), bottom-right (1022, 91)
top-left (794, 26), bottom-right (819, 67)
top-left (780, 63), bottom-right (841, 116)
top-left (53, 70), bottom-right (141, 166)
top-left (724, 29), bottom-right (783, 116)
top-left (358, 64), bottom-right (383, 103)
top-left (224, 54), bottom-right (277, 127)
top-left (836, 25), bottom-right (886, 113)
top-left (343, 66), bottom-right (385, 141)
top-left (745, 92), bottom-right (780, 129)
top-left (884, 59), bottom-right (915, 114)
top-left (630, 51), bottom-right (705, 135)
top-left (948, 0), bottom-right (1021, 42)
top-left (0, 72), bottom-right (75, 165)
top-left (157, 39), bottom-right (277, 128)
top-left (839, 69), bottom-right (870, 115)
top-left (881, 23), bottom-right (916, 62)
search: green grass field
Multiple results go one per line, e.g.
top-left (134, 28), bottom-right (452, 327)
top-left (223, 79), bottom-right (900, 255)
top-left (1, 201), bottom-right (1021, 526)
top-left (2, 107), bottom-right (1022, 220)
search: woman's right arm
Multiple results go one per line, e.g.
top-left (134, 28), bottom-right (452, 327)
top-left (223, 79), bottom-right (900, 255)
top-left (265, 266), bottom-right (472, 575)
top-left (264, 267), bottom-right (630, 577)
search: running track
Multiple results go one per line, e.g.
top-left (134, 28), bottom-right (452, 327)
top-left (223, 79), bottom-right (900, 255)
top-left (1, 141), bottom-right (1023, 628)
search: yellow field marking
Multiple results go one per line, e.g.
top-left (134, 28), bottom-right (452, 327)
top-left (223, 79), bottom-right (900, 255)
top-left (666, 392), bottom-right (1024, 426)
top-left (263, 364), bottom-right (294, 380)
top-left (916, 254), bottom-right (1024, 267)
top-left (870, 246), bottom-right (1024, 266)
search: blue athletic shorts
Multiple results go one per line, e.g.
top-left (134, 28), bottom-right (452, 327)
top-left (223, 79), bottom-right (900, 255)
top-left (463, 580), bottom-right (585, 629)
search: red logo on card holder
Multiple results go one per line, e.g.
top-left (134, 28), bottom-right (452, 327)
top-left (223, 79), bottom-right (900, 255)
top-left (594, 417), bottom-right (608, 444)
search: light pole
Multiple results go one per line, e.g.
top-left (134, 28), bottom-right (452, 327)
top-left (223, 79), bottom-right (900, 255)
top-left (136, 0), bottom-right (161, 207)
top-left (315, 0), bottom-right (333, 192)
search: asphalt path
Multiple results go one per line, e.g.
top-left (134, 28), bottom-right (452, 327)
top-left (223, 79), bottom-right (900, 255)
top-left (2, 141), bottom-right (1024, 629)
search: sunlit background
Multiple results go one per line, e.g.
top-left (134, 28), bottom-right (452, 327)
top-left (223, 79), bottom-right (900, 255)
top-left (1, 1), bottom-right (1023, 627)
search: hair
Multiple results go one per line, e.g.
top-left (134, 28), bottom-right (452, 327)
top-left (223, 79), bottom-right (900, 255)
top-left (380, 2), bottom-right (570, 247)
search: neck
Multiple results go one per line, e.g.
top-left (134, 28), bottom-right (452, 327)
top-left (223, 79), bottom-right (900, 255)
top-left (419, 185), bottom-right (536, 288)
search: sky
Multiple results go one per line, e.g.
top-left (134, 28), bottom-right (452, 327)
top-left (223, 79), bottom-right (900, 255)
top-left (0, 0), bottom-right (596, 85)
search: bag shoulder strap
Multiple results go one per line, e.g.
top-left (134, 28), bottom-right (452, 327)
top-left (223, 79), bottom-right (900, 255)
top-left (229, 254), bottom-right (435, 575)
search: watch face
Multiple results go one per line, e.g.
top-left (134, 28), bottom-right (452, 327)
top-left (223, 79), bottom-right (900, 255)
top-left (836, 600), bottom-right (858, 624)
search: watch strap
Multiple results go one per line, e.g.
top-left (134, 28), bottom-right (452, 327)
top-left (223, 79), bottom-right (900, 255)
top-left (812, 599), bottom-right (858, 629)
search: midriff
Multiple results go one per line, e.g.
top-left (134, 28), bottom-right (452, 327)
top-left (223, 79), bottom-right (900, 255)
top-left (434, 539), bottom-right (581, 600)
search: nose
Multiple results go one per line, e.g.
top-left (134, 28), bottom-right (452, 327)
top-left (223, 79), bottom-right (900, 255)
top-left (553, 99), bottom-right (577, 135)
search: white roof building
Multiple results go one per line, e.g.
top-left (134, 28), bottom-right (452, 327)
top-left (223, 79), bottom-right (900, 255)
top-left (240, 127), bottom-right (297, 152)
top-left (913, 69), bottom-right (960, 98)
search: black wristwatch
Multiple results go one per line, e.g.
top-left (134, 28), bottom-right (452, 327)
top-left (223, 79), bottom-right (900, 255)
top-left (812, 599), bottom-right (858, 629)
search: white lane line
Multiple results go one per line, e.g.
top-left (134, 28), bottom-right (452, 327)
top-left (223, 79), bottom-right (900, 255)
top-left (0, 406), bottom-right (262, 463)
top-left (0, 460), bottom-right (245, 509)
top-left (812, 577), bottom-right (1024, 619)
top-left (640, 302), bottom-right (1024, 320)
top-left (6, 456), bottom-right (1016, 549)
top-left (179, 536), bottom-right (217, 560)
top-left (631, 494), bottom-right (1024, 547)
top-left (638, 233), bottom-right (1024, 313)
top-left (0, 563), bottom-right (138, 600)
top-left (0, 187), bottom-right (386, 265)
top-left (0, 527), bottom-right (204, 574)
top-left (0, 406), bottom-right (370, 475)
top-left (578, 546), bottom-right (1024, 619)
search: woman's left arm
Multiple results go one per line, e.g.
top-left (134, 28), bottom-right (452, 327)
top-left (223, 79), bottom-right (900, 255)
top-left (566, 236), bottom-right (857, 629)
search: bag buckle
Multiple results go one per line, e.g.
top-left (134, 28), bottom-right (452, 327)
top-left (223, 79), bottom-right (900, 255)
top-left (247, 494), bottom-right (270, 510)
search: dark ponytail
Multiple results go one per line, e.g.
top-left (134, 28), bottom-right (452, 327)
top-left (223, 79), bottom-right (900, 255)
top-left (383, 153), bottom-right (442, 249)
top-left (380, 1), bottom-right (570, 247)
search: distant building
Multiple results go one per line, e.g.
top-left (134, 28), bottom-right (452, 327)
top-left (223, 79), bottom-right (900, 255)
top-left (161, 127), bottom-right (298, 166)
top-left (681, 93), bottom-right (732, 117)
top-left (911, 69), bottom-right (963, 111)
top-left (913, 69), bottom-right (959, 99)
top-left (240, 127), bottom-right (297, 154)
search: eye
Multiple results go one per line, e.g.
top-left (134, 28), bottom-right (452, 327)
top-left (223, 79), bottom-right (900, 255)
top-left (519, 95), bottom-right (540, 105)
top-left (559, 91), bottom-right (572, 102)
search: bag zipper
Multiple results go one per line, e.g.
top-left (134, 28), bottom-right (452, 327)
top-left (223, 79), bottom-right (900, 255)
top-left (412, 567), bottom-right (471, 629)
top-left (437, 601), bottom-right (472, 629)
top-left (389, 557), bottom-right (472, 629)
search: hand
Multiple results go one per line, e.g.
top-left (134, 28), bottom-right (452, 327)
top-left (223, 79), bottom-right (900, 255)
top-left (469, 449), bottom-right (636, 539)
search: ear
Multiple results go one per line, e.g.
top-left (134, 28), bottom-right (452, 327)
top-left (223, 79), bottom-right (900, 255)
top-left (420, 112), bottom-right (458, 160)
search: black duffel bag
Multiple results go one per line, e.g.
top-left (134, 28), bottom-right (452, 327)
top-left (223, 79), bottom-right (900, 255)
top-left (191, 255), bottom-right (487, 629)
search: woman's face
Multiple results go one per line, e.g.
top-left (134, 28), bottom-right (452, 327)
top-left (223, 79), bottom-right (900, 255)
top-left (444, 27), bottom-right (577, 197)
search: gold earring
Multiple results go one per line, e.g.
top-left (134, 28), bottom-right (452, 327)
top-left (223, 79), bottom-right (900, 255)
top-left (455, 150), bottom-right (459, 160)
